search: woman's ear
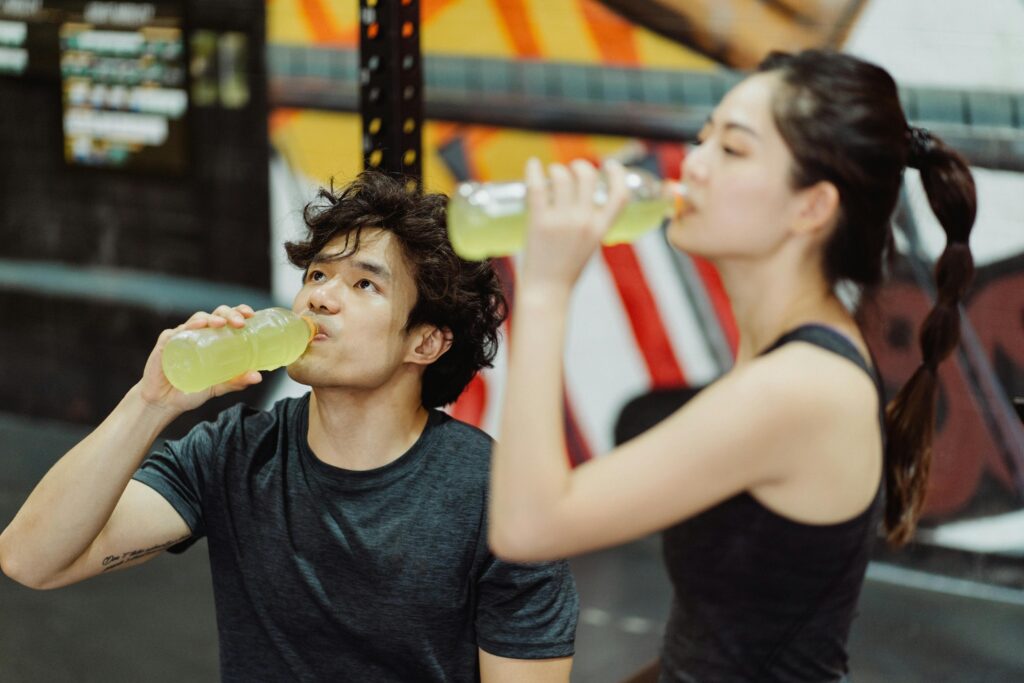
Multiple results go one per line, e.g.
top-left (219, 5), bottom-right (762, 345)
top-left (406, 325), bottom-right (453, 366)
top-left (793, 181), bottom-right (840, 239)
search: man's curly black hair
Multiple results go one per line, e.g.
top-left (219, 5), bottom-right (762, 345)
top-left (284, 170), bottom-right (508, 408)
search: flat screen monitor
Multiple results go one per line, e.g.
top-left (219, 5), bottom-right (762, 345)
top-left (56, 1), bottom-right (188, 172)
top-left (0, 1), bottom-right (60, 77)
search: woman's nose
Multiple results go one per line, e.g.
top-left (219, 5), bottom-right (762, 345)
top-left (682, 144), bottom-right (708, 185)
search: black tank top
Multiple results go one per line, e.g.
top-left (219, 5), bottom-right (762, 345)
top-left (658, 325), bottom-right (884, 683)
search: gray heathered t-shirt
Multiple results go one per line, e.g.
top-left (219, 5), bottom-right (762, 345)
top-left (133, 395), bottom-right (578, 682)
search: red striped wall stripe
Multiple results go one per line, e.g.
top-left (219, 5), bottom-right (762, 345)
top-left (690, 255), bottom-right (739, 355)
top-left (601, 244), bottom-right (688, 388)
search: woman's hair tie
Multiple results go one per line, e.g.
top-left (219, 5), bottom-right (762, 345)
top-left (906, 126), bottom-right (936, 169)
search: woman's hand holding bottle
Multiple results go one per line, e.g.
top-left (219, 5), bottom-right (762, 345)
top-left (521, 158), bottom-right (632, 293)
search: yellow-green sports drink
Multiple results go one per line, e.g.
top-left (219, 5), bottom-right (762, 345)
top-left (161, 307), bottom-right (316, 393)
top-left (446, 168), bottom-right (687, 261)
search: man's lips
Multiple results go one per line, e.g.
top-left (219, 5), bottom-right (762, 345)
top-left (304, 317), bottom-right (333, 341)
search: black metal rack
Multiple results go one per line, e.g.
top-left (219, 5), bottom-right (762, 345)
top-left (358, 0), bottom-right (423, 186)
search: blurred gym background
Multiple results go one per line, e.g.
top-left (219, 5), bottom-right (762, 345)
top-left (1, 1), bottom-right (1022, 680)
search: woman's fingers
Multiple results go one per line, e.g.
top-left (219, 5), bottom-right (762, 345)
top-left (570, 160), bottom-right (598, 218)
top-left (525, 157), bottom-right (547, 216)
top-left (519, 157), bottom-right (626, 288)
top-left (549, 163), bottom-right (573, 212)
top-left (524, 157), bottom-right (631, 262)
top-left (526, 157), bottom-right (624, 229)
top-left (600, 159), bottom-right (630, 225)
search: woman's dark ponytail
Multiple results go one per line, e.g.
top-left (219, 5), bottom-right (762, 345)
top-left (883, 127), bottom-right (976, 545)
top-left (756, 51), bottom-right (979, 545)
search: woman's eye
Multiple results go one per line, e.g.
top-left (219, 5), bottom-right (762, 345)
top-left (308, 270), bottom-right (325, 282)
top-left (722, 146), bottom-right (742, 157)
top-left (356, 279), bottom-right (377, 291)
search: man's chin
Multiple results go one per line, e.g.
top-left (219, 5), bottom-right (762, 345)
top-left (286, 365), bottom-right (315, 387)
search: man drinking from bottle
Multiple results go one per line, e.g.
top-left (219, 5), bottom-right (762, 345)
top-left (0, 171), bottom-right (578, 682)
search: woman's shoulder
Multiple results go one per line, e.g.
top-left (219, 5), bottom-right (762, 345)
top-left (737, 344), bottom-right (883, 524)
top-left (745, 339), bottom-right (877, 411)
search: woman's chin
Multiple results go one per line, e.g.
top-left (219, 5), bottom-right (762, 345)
top-left (666, 220), bottom-right (701, 254)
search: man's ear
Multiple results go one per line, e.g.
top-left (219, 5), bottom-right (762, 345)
top-left (407, 325), bottom-right (453, 366)
top-left (793, 180), bottom-right (840, 239)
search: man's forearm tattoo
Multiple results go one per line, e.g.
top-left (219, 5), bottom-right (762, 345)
top-left (101, 534), bottom-right (191, 572)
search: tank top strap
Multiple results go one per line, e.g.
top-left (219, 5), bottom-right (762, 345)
top-left (758, 323), bottom-right (870, 374)
top-left (760, 322), bottom-right (887, 437)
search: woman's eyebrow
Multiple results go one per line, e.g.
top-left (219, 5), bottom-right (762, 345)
top-left (706, 115), bottom-right (760, 139)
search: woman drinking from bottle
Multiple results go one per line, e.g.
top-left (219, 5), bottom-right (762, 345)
top-left (488, 49), bottom-right (977, 682)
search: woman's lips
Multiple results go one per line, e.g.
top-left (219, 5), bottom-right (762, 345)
top-left (663, 182), bottom-right (694, 220)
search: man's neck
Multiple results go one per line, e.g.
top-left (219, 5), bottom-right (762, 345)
top-left (306, 383), bottom-right (430, 471)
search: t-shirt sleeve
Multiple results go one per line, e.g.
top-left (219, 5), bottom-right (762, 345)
top-left (475, 552), bottom-right (579, 660)
top-left (132, 406), bottom-right (236, 553)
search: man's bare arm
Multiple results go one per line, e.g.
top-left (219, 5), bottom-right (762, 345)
top-left (479, 649), bottom-right (573, 683)
top-left (0, 305), bottom-right (261, 589)
top-left (0, 385), bottom-right (186, 588)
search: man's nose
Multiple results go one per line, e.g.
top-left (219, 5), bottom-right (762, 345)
top-left (307, 279), bottom-right (342, 314)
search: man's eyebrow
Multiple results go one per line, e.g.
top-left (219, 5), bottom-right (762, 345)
top-left (352, 259), bottom-right (391, 281)
top-left (307, 252), bottom-right (391, 281)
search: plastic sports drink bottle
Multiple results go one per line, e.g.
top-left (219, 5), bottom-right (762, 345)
top-left (161, 307), bottom-right (317, 393)
top-left (446, 167), bottom-right (688, 261)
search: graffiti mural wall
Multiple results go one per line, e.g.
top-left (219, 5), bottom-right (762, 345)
top-left (266, 0), bottom-right (1024, 544)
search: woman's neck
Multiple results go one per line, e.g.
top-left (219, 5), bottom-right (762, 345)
top-left (714, 255), bottom-right (848, 364)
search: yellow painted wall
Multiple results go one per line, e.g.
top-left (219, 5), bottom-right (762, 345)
top-left (267, 0), bottom-right (713, 188)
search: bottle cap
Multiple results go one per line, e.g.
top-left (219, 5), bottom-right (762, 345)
top-left (301, 315), bottom-right (317, 343)
top-left (663, 182), bottom-right (690, 220)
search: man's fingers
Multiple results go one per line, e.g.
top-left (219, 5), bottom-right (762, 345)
top-left (212, 371), bottom-right (262, 397)
top-left (211, 305), bottom-right (247, 327)
top-left (180, 311), bottom-right (215, 330)
top-left (181, 304), bottom-right (254, 332)
top-left (156, 327), bottom-right (182, 346)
